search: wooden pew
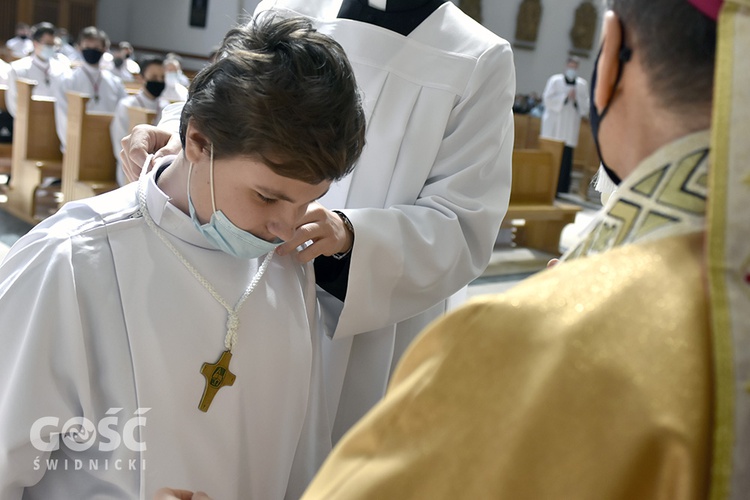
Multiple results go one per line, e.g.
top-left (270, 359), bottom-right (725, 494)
top-left (127, 105), bottom-right (157, 133)
top-left (502, 143), bottom-right (581, 255)
top-left (61, 92), bottom-right (118, 204)
top-left (124, 80), bottom-right (141, 95)
top-left (513, 113), bottom-right (542, 150)
top-left (5, 79), bottom-right (62, 223)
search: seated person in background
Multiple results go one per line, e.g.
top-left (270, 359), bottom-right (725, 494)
top-left (111, 56), bottom-right (168, 185)
top-left (165, 52), bottom-right (190, 86)
top-left (162, 55), bottom-right (189, 102)
top-left (5, 22), bottom-right (70, 117)
top-left (5, 23), bottom-right (33, 59)
top-left (0, 16), bottom-right (365, 500)
top-left (53, 26), bottom-right (126, 150)
top-left (55, 27), bottom-right (79, 63)
top-left (108, 41), bottom-right (140, 82)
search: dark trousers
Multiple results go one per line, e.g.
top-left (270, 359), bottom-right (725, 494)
top-left (557, 145), bottom-right (574, 194)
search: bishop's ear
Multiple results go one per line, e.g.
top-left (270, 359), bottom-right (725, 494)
top-left (594, 11), bottom-right (624, 111)
top-left (183, 119), bottom-right (211, 164)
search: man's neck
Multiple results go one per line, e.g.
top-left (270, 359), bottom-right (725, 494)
top-left (156, 155), bottom-right (190, 216)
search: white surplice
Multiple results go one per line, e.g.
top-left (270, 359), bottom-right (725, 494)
top-left (53, 65), bottom-right (126, 150)
top-left (540, 73), bottom-right (590, 148)
top-left (253, 0), bottom-right (515, 440)
top-left (5, 54), bottom-right (70, 117)
top-left (0, 168), bottom-right (330, 499)
top-left (110, 92), bottom-right (169, 186)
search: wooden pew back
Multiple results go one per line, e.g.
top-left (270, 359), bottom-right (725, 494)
top-left (5, 79), bottom-right (62, 223)
top-left (127, 105), bottom-right (157, 133)
top-left (61, 92), bottom-right (117, 204)
top-left (513, 114), bottom-right (542, 150)
top-left (504, 144), bottom-right (581, 255)
top-left (124, 80), bottom-right (141, 95)
top-left (12, 79), bottom-right (61, 163)
top-left (510, 149), bottom-right (558, 205)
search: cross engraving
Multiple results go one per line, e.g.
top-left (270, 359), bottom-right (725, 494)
top-left (198, 350), bottom-right (236, 412)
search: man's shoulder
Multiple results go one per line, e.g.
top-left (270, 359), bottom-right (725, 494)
top-left (17, 185), bottom-right (139, 247)
top-left (9, 56), bottom-right (32, 72)
top-left (1, 185), bottom-right (140, 280)
top-left (428, 2), bottom-right (509, 51)
top-left (394, 233), bottom-right (708, 404)
top-left (441, 233), bottom-right (704, 354)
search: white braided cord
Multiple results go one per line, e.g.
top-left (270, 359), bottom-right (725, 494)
top-left (137, 171), bottom-right (273, 352)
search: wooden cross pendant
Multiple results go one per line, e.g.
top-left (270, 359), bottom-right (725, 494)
top-left (198, 350), bottom-right (236, 412)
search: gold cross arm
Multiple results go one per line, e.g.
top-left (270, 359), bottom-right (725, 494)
top-left (199, 350), bottom-right (236, 412)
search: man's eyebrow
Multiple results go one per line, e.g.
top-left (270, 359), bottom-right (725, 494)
top-left (256, 185), bottom-right (331, 204)
top-left (256, 186), bottom-right (294, 203)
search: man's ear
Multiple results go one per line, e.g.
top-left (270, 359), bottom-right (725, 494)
top-left (184, 119), bottom-right (210, 164)
top-left (594, 11), bottom-right (623, 111)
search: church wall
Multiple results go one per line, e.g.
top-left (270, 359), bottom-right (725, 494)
top-left (482, 0), bottom-right (604, 95)
top-left (95, 0), bottom-right (602, 91)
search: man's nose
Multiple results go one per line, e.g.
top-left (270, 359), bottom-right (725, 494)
top-left (267, 209), bottom-right (300, 242)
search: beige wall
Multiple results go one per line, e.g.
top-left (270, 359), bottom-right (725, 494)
top-left (96, 0), bottom-right (603, 90)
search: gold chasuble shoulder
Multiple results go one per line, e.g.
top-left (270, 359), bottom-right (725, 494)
top-left (303, 233), bottom-right (712, 500)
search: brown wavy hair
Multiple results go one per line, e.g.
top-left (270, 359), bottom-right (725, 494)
top-left (179, 15), bottom-right (366, 184)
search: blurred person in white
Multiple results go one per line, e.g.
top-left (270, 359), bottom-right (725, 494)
top-left (108, 41), bottom-right (141, 82)
top-left (53, 26), bottom-right (126, 150)
top-left (162, 55), bottom-right (189, 102)
top-left (5, 22), bottom-right (71, 118)
top-left (6, 23), bottom-right (33, 59)
top-left (541, 55), bottom-right (590, 194)
top-left (111, 57), bottom-right (169, 186)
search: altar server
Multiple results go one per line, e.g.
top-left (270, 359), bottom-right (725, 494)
top-left (121, 0), bottom-right (516, 444)
top-left (5, 22), bottom-right (70, 117)
top-left (110, 57), bottom-right (169, 186)
top-left (0, 17), bottom-right (364, 499)
top-left (53, 26), bottom-right (125, 150)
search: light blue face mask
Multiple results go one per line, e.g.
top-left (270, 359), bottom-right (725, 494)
top-left (187, 145), bottom-right (283, 259)
top-left (40, 45), bottom-right (56, 61)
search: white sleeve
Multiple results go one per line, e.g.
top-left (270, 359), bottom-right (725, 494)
top-left (542, 76), bottom-right (566, 113)
top-left (6, 67), bottom-right (18, 117)
top-left (53, 77), bottom-right (70, 150)
top-left (0, 237), bottom-right (86, 498)
top-left (332, 41), bottom-right (516, 338)
top-left (110, 101), bottom-right (129, 161)
top-left (157, 102), bottom-right (185, 135)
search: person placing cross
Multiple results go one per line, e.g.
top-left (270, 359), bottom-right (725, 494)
top-left (0, 16), bottom-right (365, 499)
